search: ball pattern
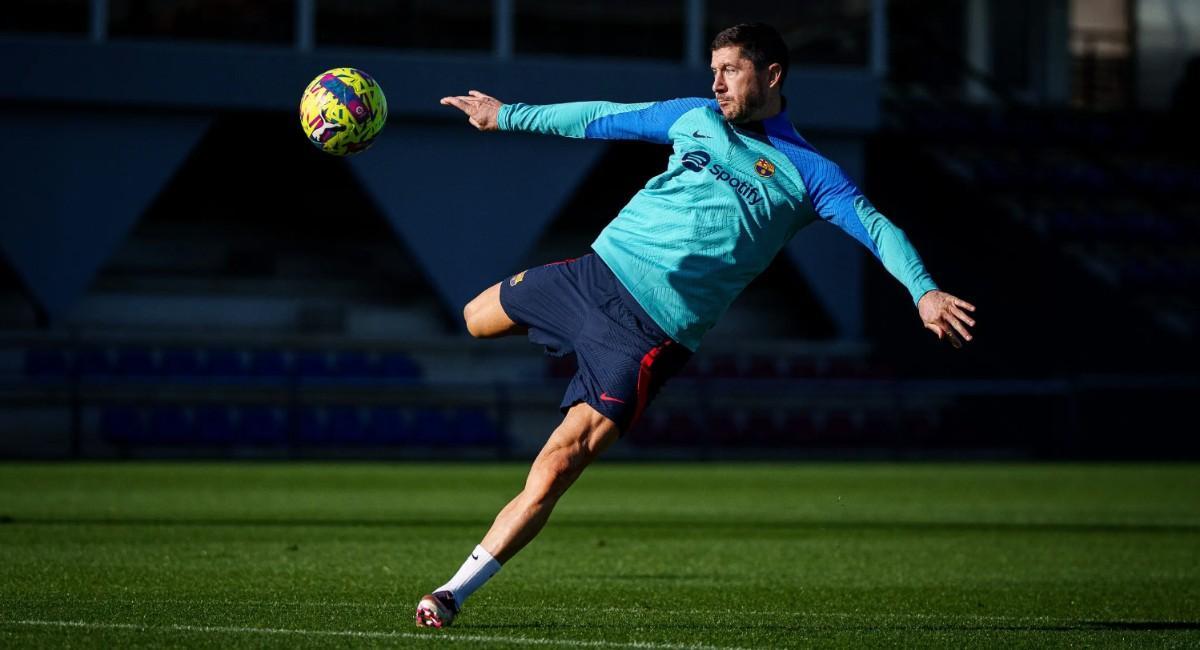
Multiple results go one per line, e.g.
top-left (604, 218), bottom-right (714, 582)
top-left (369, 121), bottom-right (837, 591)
top-left (299, 67), bottom-right (387, 156)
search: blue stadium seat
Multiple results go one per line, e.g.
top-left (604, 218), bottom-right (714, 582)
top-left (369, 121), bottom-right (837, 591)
top-left (195, 406), bottom-right (235, 445)
top-left (160, 348), bottom-right (203, 379)
top-left (333, 351), bottom-right (377, 380)
top-left (327, 406), bottom-right (368, 444)
top-left (115, 346), bottom-right (156, 378)
top-left (205, 349), bottom-right (245, 378)
top-left (296, 406), bottom-right (327, 444)
top-left (455, 408), bottom-right (501, 445)
top-left (367, 406), bottom-right (410, 444)
top-left (296, 351), bottom-right (333, 380)
top-left (237, 406), bottom-right (287, 445)
top-left (24, 348), bottom-right (69, 381)
top-left (150, 405), bottom-right (192, 445)
top-left (379, 352), bottom-right (422, 380)
top-left (99, 406), bottom-right (146, 445)
top-left (248, 349), bottom-right (290, 380)
top-left (75, 346), bottom-right (114, 379)
top-left (410, 408), bottom-right (453, 444)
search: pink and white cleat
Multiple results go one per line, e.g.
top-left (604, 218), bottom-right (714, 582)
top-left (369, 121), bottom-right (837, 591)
top-left (415, 590), bottom-right (459, 628)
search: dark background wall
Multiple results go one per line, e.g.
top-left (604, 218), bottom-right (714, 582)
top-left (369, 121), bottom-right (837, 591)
top-left (1, 0), bottom-right (1196, 460)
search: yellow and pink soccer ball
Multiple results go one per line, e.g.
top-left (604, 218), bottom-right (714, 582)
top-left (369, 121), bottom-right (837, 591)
top-left (299, 67), bottom-right (387, 156)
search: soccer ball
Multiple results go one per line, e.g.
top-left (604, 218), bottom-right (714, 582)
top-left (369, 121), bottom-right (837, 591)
top-left (299, 67), bottom-right (387, 156)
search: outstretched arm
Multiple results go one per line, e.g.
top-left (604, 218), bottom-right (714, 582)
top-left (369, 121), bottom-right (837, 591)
top-left (855, 199), bottom-right (977, 348)
top-left (440, 91), bottom-right (717, 143)
top-left (803, 160), bottom-right (977, 348)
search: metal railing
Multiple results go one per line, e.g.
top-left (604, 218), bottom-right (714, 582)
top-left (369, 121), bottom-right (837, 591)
top-left (10, 0), bottom-right (891, 72)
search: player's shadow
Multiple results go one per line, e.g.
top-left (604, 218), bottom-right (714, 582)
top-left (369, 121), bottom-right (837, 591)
top-left (467, 619), bottom-right (1200, 633)
top-left (0, 516), bottom-right (488, 529)
top-left (903, 621), bottom-right (1200, 632)
top-left (1081, 622), bottom-right (1200, 630)
top-left (466, 620), bottom-right (1200, 636)
top-left (6, 516), bottom-right (1200, 536)
top-left (553, 518), bottom-right (1200, 536)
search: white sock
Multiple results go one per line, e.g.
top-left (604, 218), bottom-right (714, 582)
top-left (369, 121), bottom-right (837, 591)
top-left (435, 544), bottom-right (502, 608)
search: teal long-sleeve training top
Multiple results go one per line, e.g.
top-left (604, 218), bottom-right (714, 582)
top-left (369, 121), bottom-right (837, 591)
top-left (498, 97), bottom-right (938, 351)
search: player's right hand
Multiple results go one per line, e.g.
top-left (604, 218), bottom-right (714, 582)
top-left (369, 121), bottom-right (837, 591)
top-left (918, 290), bottom-right (976, 349)
top-left (439, 90), bottom-right (504, 131)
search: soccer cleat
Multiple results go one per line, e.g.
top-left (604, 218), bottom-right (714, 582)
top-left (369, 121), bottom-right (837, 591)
top-left (415, 590), bottom-right (459, 628)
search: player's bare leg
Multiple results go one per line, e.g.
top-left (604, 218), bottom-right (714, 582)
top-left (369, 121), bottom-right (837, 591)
top-left (481, 402), bottom-right (620, 561)
top-left (416, 403), bottom-right (620, 627)
top-left (463, 282), bottom-right (526, 339)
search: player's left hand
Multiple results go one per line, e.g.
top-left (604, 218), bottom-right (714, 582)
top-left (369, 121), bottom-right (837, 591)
top-left (918, 290), bottom-right (976, 349)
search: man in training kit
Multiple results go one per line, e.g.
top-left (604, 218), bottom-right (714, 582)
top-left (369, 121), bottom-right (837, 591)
top-left (417, 23), bottom-right (977, 627)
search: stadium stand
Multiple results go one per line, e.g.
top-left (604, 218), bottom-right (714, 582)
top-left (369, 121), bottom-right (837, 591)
top-left (236, 406), bottom-right (287, 446)
top-left (885, 101), bottom-right (1200, 342)
top-left (24, 348), bottom-right (69, 382)
top-left (1, 1), bottom-right (1196, 462)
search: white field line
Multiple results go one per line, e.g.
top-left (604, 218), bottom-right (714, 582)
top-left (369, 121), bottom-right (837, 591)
top-left (7, 596), bottom-right (1085, 625)
top-left (1, 619), bottom-right (745, 650)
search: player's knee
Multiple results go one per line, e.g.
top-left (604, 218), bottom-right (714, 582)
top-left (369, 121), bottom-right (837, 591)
top-left (549, 448), bottom-right (583, 483)
top-left (533, 446), bottom-right (588, 500)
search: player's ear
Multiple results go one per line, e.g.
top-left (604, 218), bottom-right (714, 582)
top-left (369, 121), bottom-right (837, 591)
top-left (767, 63), bottom-right (783, 89)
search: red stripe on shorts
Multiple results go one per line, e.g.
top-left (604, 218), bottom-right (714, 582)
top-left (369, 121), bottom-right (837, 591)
top-left (630, 339), bottom-right (673, 429)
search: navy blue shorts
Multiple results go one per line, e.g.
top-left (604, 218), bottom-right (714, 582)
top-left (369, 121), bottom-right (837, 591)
top-left (499, 253), bottom-right (691, 432)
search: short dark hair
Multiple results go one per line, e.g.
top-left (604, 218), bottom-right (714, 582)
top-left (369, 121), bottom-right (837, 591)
top-left (711, 23), bottom-right (789, 83)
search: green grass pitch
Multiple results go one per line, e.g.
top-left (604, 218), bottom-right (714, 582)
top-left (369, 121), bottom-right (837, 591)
top-left (1, 462), bottom-right (1198, 648)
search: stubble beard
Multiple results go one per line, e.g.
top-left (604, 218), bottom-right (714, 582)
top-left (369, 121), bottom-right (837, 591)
top-left (721, 85), bottom-right (767, 124)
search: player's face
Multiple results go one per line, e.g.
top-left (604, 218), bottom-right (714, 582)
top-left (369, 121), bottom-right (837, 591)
top-left (710, 46), bottom-right (770, 123)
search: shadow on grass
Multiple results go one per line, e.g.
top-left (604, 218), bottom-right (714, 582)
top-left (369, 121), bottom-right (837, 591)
top-left (1080, 621), bottom-right (1200, 631)
top-left (464, 620), bottom-right (1200, 635)
top-left (465, 619), bottom-right (1200, 632)
top-left (4, 516), bottom-right (1199, 536)
top-left (900, 621), bottom-right (1200, 633)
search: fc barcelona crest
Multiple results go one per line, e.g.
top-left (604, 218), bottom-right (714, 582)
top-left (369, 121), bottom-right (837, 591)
top-left (754, 158), bottom-right (776, 178)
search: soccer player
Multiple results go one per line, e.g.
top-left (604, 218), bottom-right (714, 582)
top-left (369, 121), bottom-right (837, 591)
top-left (417, 23), bottom-right (977, 627)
